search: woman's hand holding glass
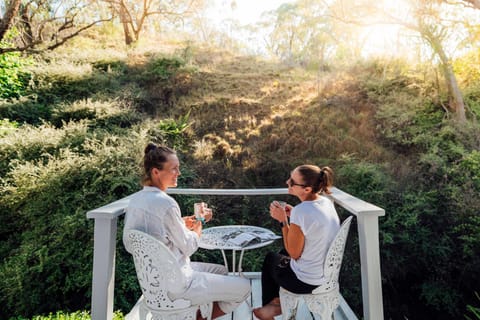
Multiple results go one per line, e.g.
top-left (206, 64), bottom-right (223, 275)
top-left (270, 201), bottom-right (290, 223)
top-left (203, 207), bottom-right (213, 222)
top-left (194, 202), bottom-right (213, 224)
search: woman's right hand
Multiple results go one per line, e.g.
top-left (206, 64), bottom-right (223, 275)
top-left (270, 202), bottom-right (288, 223)
top-left (185, 216), bottom-right (202, 235)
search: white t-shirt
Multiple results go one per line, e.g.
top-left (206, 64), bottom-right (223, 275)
top-left (122, 186), bottom-right (199, 288)
top-left (290, 197), bottom-right (340, 286)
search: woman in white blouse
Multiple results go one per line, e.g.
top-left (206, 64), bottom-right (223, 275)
top-left (253, 165), bottom-right (340, 320)
top-left (123, 143), bottom-right (250, 320)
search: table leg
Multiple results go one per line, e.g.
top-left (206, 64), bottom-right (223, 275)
top-left (238, 249), bottom-right (245, 276)
top-left (219, 249), bottom-right (246, 276)
top-left (220, 249), bottom-right (229, 272)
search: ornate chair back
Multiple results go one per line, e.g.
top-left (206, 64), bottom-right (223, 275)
top-left (125, 229), bottom-right (190, 311)
top-left (312, 215), bottom-right (353, 294)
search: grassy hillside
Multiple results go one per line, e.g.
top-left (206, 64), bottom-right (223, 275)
top-left (1, 37), bottom-right (479, 319)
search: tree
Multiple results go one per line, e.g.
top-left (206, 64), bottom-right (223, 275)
top-left (329, 0), bottom-right (471, 122)
top-left (260, 0), bottom-right (343, 66)
top-left (0, 0), bottom-right (112, 54)
top-left (402, 1), bottom-right (468, 122)
top-left (103, 0), bottom-right (204, 45)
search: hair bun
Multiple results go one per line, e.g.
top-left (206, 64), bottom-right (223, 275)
top-left (144, 142), bottom-right (157, 155)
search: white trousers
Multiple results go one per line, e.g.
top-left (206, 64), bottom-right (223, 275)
top-left (171, 262), bottom-right (251, 314)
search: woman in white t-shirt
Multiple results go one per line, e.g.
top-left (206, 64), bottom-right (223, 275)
top-left (253, 165), bottom-right (340, 320)
top-left (123, 143), bottom-right (250, 320)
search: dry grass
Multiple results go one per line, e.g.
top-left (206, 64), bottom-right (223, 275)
top-left (154, 46), bottom-right (395, 187)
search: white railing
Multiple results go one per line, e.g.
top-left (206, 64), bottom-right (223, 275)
top-left (86, 187), bottom-right (385, 320)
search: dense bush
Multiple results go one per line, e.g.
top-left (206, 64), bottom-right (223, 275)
top-left (363, 62), bottom-right (480, 319)
top-left (0, 131), bottom-right (147, 318)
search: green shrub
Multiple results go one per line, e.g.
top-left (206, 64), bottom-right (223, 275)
top-left (0, 118), bottom-right (18, 136)
top-left (0, 96), bottom-right (54, 124)
top-left (0, 51), bottom-right (32, 99)
top-left (50, 99), bottom-right (144, 130)
top-left (144, 57), bottom-right (187, 81)
top-left (0, 133), bottom-right (147, 318)
top-left (147, 112), bottom-right (191, 150)
top-left (0, 121), bottom-right (91, 178)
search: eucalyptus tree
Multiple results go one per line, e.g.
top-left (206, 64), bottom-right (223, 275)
top-left (401, 0), bottom-right (473, 122)
top-left (103, 0), bottom-right (206, 45)
top-left (0, 0), bottom-right (112, 54)
top-left (261, 0), bottom-right (341, 66)
top-left (329, 0), bottom-right (477, 122)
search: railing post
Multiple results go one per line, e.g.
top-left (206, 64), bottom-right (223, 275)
top-left (357, 213), bottom-right (384, 320)
top-left (89, 216), bottom-right (118, 320)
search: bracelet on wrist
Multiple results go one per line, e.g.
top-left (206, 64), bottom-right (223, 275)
top-left (196, 217), bottom-right (206, 226)
top-left (279, 221), bottom-right (285, 228)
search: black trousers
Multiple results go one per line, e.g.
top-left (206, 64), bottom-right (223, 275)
top-left (260, 251), bottom-right (318, 306)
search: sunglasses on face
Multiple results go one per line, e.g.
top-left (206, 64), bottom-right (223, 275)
top-left (287, 177), bottom-right (306, 188)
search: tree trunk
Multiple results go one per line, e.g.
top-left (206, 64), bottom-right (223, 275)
top-left (442, 63), bottom-right (467, 122)
top-left (0, 0), bottom-right (22, 42)
top-left (119, 2), bottom-right (133, 45)
top-left (423, 26), bottom-right (466, 122)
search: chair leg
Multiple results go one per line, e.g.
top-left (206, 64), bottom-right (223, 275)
top-left (305, 294), bottom-right (338, 320)
top-left (279, 288), bottom-right (299, 320)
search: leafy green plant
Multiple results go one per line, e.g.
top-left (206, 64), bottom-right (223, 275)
top-left (147, 112), bottom-right (191, 150)
top-left (145, 57), bottom-right (186, 81)
top-left (466, 292), bottom-right (480, 320)
top-left (0, 51), bottom-right (32, 99)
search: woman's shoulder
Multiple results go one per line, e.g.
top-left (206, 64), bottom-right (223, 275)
top-left (136, 187), bottom-right (178, 206)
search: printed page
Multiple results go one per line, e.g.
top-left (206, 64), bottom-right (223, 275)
top-left (227, 232), bottom-right (260, 246)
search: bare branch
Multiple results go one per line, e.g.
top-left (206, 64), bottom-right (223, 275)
top-left (47, 18), bottom-right (112, 50)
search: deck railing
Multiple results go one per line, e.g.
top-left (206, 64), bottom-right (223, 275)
top-left (86, 187), bottom-right (385, 320)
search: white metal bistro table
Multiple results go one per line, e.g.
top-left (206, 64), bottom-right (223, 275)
top-left (199, 225), bottom-right (281, 275)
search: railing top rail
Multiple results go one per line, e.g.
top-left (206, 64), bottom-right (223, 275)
top-left (86, 187), bottom-right (384, 220)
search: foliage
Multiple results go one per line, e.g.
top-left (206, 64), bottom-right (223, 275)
top-left (0, 118), bottom-right (18, 136)
top-left (0, 0), bottom-right (112, 54)
top-left (0, 132), bottom-right (146, 318)
top-left (466, 292), bottom-right (480, 320)
top-left (144, 57), bottom-right (187, 81)
top-left (0, 51), bottom-right (31, 99)
top-left (147, 112), bottom-right (192, 150)
top-left (10, 310), bottom-right (124, 320)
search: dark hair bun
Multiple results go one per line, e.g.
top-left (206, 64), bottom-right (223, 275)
top-left (144, 143), bottom-right (157, 155)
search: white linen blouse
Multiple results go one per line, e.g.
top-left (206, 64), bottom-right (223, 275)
top-left (122, 186), bottom-right (199, 284)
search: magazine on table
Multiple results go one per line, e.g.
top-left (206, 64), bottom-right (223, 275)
top-left (224, 230), bottom-right (282, 247)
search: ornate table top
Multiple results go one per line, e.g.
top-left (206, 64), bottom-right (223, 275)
top-left (199, 225), bottom-right (281, 250)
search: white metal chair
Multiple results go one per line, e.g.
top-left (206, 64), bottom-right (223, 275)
top-left (125, 229), bottom-right (213, 320)
top-left (279, 216), bottom-right (354, 320)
